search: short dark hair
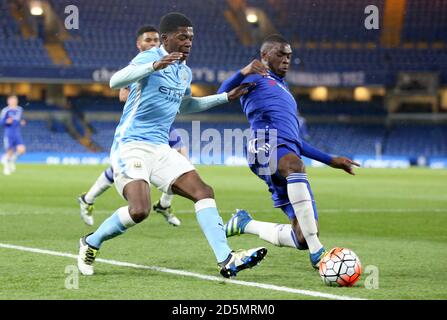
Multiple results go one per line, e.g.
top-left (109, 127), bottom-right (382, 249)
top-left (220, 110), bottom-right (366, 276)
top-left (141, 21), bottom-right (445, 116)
top-left (136, 25), bottom-right (159, 40)
top-left (262, 34), bottom-right (289, 46)
top-left (159, 12), bottom-right (192, 34)
top-left (261, 34), bottom-right (289, 53)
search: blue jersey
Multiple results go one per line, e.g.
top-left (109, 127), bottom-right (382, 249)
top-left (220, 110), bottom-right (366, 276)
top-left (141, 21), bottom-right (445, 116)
top-left (240, 71), bottom-right (302, 147)
top-left (112, 46), bottom-right (192, 151)
top-left (218, 69), bottom-right (332, 215)
top-left (1, 106), bottom-right (24, 135)
top-left (218, 70), bottom-right (332, 166)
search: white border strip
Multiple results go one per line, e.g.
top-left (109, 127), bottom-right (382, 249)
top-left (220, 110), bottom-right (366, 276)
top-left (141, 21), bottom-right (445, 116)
top-left (0, 242), bottom-right (366, 300)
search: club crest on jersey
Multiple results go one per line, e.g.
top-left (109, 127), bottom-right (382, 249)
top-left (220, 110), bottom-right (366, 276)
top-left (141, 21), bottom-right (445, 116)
top-left (181, 70), bottom-right (188, 87)
top-left (133, 161), bottom-right (142, 169)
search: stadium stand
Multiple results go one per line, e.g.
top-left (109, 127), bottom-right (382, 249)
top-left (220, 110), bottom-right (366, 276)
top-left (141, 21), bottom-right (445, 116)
top-left (0, 0), bottom-right (444, 79)
top-left (0, 1), bottom-right (52, 67)
top-left (246, 0), bottom-right (385, 42)
top-left (402, 0), bottom-right (447, 43)
top-left (22, 120), bottom-right (89, 153)
top-left (0, 0), bottom-right (446, 161)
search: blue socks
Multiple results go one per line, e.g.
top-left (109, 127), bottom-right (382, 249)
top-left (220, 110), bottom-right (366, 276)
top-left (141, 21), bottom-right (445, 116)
top-left (85, 201), bottom-right (232, 264)
top-left (86, 208), bottom-right (131, 248)
top-left (195, 199), bottom-right (232, 263)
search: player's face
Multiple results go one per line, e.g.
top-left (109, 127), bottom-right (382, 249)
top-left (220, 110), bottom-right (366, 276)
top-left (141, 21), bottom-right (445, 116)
top-left (265, 43), bottom-right (292, 77)
top-left (136, 32), bottom-right (160, 52)
top-left (7, 96), bottom-right (18, 107)
top-left (163, 27), bottom-right (194, 61)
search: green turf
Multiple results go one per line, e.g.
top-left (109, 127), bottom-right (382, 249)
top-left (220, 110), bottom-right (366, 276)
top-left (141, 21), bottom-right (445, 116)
top-left (0, 165), bottom-right (446, 300)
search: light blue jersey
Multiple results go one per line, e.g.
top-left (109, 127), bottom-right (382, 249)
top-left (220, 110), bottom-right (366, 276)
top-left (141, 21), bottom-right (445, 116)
top-left (112, 46), bottom-right (192, 152)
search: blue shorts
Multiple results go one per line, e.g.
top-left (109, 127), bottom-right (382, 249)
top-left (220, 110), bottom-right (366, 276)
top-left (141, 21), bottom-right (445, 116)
top-left (3, 133), bottom-right (24, 151)
top-left (248, 137), bottom-right (318, 221)
top-left (169, 126), bottom-right (184, 150)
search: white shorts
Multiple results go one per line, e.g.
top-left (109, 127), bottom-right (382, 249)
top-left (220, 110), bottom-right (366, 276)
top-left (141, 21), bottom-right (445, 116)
top-left (111, 141), bottom-right (195, 199)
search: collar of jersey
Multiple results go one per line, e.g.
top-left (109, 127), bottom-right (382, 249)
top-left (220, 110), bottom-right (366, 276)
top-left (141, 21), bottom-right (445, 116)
top-left (267, 70), bottom-right (285, 82)
top-left (160, 45), bottom-right (186, 65)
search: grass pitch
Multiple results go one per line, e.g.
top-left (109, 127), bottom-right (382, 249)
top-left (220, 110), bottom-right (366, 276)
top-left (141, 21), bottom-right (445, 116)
top-left (0, 165), bottom-right (446, 300)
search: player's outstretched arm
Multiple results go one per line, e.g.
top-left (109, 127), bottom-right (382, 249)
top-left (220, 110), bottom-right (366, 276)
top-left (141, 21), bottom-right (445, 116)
top-left (301, 141), bottom-right (333, 165)
top-left (180, 83), bottom-right (254, 114)
top-left (110, 52), bottom-right (184, 89)
top-left (301, 141), bottom-right (360, 175)
top-left (110, 63), bottom-right (156, 89)
top-left (217, 59), bottom-right (268, 94)
top-left (217, 71), bottom-right (245, 94)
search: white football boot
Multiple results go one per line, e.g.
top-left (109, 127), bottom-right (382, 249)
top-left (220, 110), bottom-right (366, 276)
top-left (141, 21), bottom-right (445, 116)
top-left (77, 235), bottom-right (98, 276)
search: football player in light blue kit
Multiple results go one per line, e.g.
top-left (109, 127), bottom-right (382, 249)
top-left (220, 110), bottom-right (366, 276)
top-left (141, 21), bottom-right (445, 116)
top-left (77, 13), bottom-right (267, 278)
top-left (1, 95), bottom-right (26, 175)
top-left (78, 26), bottom-right (183, 227)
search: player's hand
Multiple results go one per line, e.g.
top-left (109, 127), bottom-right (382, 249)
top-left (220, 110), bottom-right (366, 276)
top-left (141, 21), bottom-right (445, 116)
top-left (119, 87), bottom-right (130, 103)
top-left (6, 117), bottom-right (13, 124)
top-left (227, 83), bottom-right (255, 100)
top-left (330, 157), bottom-right (360, 175)
top-left (153, 52), bottom-right (184, 71)
top-left (241, 59), bottom-right (269, 77)
top-left (20, 120), bottom-right (26, 126)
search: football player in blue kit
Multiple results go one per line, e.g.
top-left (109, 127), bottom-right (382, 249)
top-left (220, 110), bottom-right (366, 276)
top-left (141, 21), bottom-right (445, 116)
top-left (218, 35), bottom-right (360, 269)
top-left (1, 95), bottom-right (26, 176)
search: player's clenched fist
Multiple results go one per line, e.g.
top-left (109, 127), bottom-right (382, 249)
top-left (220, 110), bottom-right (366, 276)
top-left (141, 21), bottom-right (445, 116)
top-left (241, 59), bottom-right (269, 77)
top-left (153, 52), bottom-right (184, 70)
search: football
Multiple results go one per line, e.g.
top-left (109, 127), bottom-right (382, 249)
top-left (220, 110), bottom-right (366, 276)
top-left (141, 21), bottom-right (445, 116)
top-left (319, 247), bottom-right (362, 287)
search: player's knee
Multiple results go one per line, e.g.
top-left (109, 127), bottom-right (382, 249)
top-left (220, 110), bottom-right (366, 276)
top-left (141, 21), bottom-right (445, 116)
top-left (278, 157), bottom-right (305, 177)
top-left (128, 203), bottom-right (151, 223)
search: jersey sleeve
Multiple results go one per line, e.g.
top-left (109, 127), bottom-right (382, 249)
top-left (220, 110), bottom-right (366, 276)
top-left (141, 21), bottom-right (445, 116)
top-left (0, 108), bottom-right (8, 125)
top-left (110, 50), bottom-right (159, 89)
top-left (241, 73), bottom-right (263, 85)
top-left (217, 71), bottom-right (245, 94)
top-left (130, 49), bottom-right (159, 66)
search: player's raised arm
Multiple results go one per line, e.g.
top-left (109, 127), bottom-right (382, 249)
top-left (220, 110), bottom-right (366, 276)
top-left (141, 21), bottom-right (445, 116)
top-left (179, 83), bottom-right (254, 114)
top-left (217, 59), bottom-right (268, 94)
top-left (110, 52), bottom-right (183, 89)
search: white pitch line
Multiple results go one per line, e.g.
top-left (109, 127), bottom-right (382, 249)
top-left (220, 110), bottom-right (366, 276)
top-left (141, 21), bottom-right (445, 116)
top-left (0, 242), bottom-right (365, 301)
top-left (176, 208), bottom-right (447, 214)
